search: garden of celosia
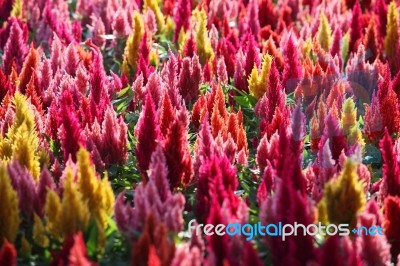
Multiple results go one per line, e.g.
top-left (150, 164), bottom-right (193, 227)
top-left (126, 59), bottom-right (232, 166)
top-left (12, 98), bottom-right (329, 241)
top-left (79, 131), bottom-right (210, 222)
top-left (2, 0), bottom-right (400, 264)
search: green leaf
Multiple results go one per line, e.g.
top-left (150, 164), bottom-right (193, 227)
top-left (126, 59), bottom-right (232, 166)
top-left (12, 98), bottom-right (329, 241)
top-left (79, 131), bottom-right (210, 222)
top-left (86, 220), bottom-right (99, 258)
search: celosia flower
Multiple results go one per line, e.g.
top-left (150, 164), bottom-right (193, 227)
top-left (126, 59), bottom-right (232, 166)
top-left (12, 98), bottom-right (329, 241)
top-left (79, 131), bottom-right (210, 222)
top-left (57, 166), bottom-right (90, 237)
top-left (35, 168), bottom-right (56, 217)
top-left (115, 146), bottom-right (185, 235)
top-left (379, 129), bottom-right (400, 200)
top-left (163, 106), bottom-right (193, 189)
top-left (51, 232), bottom-right (98, 266)
top-left (1, 93), bottom-right (41, 180)
top-left (178, 55), bottom-right (203, 104)
top-left (0, 239), bottom-right (17, 266)
top-left (159, 92), bottom-right (177, 137)
top-left (0, 163), bottom-right (20, 244)
top-left (2, 18), bottom-right (28, 74)
top-left (33, 214), bottom-right (49, 248)
top-left (318, 159), bottom-right (366, 229)
top-left (18, 46), bottom-right (39, 94)
top-left (130, 213), bottom-right (175, 266)
top-left (122, 11), bottom-right (144, 74)
top-left (317, 13), bottom-right (332, 51)
top-left (349, 1), bottom-right (362, 53)
top-left (7, 160), bottom-right (36, 217)
top-left (135, 91), bottom-right (161, 176)
top-left (194, 8), bottom-right (214, 65)
top-left (356, 201), bottom-right (391, 265)
top-left (260, 171), bottom-right (317, 265)
top-left (244, 34), bottom-right (261, 80)
top-left (76, 148), bottom-right (114, 230)
top-left (319, 235), bottom-right (362, 265)
top-left (173, 0), bottom-right (191, 41)
top-left (384, 196), bottom-right (400, 257)
top-left (196, 154), bottom-right (241, 222)
top-left (144, 0), bottom-right (165, 33)
top-left (59, 89), bottom-right (86, 162)
top-left (248, 54), bottom-right (272, 99)
top-left (282, 34), bottom-right (302, 93)
top-left (384, 2), bottom-right (399, 58)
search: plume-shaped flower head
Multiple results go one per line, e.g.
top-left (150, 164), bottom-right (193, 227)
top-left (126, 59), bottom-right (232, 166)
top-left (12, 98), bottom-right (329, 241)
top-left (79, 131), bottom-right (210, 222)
top-left (135, 91), bottom-right (161, 177)
top-left (318, 159), bottom-right (366, 229)
top-left (0, 163), bottom-right (20, 244)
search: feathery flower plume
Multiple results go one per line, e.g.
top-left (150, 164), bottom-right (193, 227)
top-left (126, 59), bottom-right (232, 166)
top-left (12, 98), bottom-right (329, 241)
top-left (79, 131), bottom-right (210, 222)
top-left (245, 34), bottom-right (261, 80)
top-left (363, 19), bottom-right (380, 62)
top-left (115, 146), bottom-right (185, 235)
top-left (144, 0), bottom-right (165, 33)
top-left (2, 19), bottom-right (28, 74)
top-left (18, 46), bottom-right (39, 94)
top-left (319, 235), bottom-right (361, 265)
top-left (130, 213), bottom-right (175, 266)
top-left (35, 168), bottom-right (55, 217)
top-left (50, 232), bottom-right (98, 266)
top-left (0, 163), bottom-right (20, 244)
top-left (122, 11), bottom-right (144, 74)
top-left (163, 106), bottom-right (193, 189)
top-left (384, 2), bottom-right (399, 58)
top-left (7, 160), bottom-right (36, 218)
top-left (89, 46), bottom-right (110, 123)
top-left (173, 0), bottom-right (191, 41)
top-left (378, 64), bottom-right (400, 134)
top-left (260, 173), bottom-right (317, 265)
top-left (64, 43), bottom-right (79, 77)
top-left (178, 55), bottom-right (203, 104)
top-left (356, 201), bottom-right (391, 265)
top-left (282, 34), bottom-right (302, 93)
top-left (217, 58), bottom-right (228, 84)
top-left (384, 195), bottom-right (400, 257)
top-left (159, 92), bottom-right (176, 138)
top-left (375, 0), bottom-right (388, 38)
top-left (1, 93), bottom-right (41, 180)
top-left (246, 0), bottom-right (260, 36)
top-left (59, 89), bottom-right (86, 162)
top-left (135, 91), bottom-right (161, 177)
top-left (350, 1), bottom-right (362, 53)
top-left (318, 159), bottom-right (366, 229)
top-left (317, 13), bottom-right (332, 52)
top-left (0, 239), bottom-right (17, 266)
top-left (379, 129), bottom-right (400, 200)
top-left (196, 154), bottom-right (240, 222)
top-left (194, 8), bottom-right (214, 65)
top-left (234, 49), bottom-right (247, 92)
top-left (248, 54), bottom-right (272, 99)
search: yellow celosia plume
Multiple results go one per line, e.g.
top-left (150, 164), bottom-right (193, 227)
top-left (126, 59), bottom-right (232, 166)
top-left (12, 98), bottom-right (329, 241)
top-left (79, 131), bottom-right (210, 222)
top-left (0, 163), bottom-right (20, 244)
top-left (0, 93), bottom-right (41, 181)
top-left (341, 98), bottom-right (364, 146)
top-left (10, 0), bottom-right (23, 18)
top-left (77, 148), bottom-right (114, 229)
top-left (317, 13), bottom-right (332, 51)
top-left (44, 148), bottom-right (114, 250)
top-left (194, 9), bottom-right (214, 65)
top-left (385, 2), bottom-right (399, 58)
top-left (248, 54), bottom-right (273, 99)
top-left (341, 98), bottom-right (357, 133)
top-left (60, 166), bottom-right (90, 236)
top-left (122, 12), bottom-right (144, 75)
top-left (33, 214), bottom-right (49, 248)
top-left (45, 189), bottom-right (62, 240)
top-left (317, 159), bottom-right (366, 229)
top-left (341, 31), bottom-right (350, 64)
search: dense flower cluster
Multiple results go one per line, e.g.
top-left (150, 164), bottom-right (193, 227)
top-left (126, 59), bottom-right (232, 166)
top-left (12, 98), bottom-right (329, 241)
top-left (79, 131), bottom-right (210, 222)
top-left (1, 0), bottom-right (400, 265)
